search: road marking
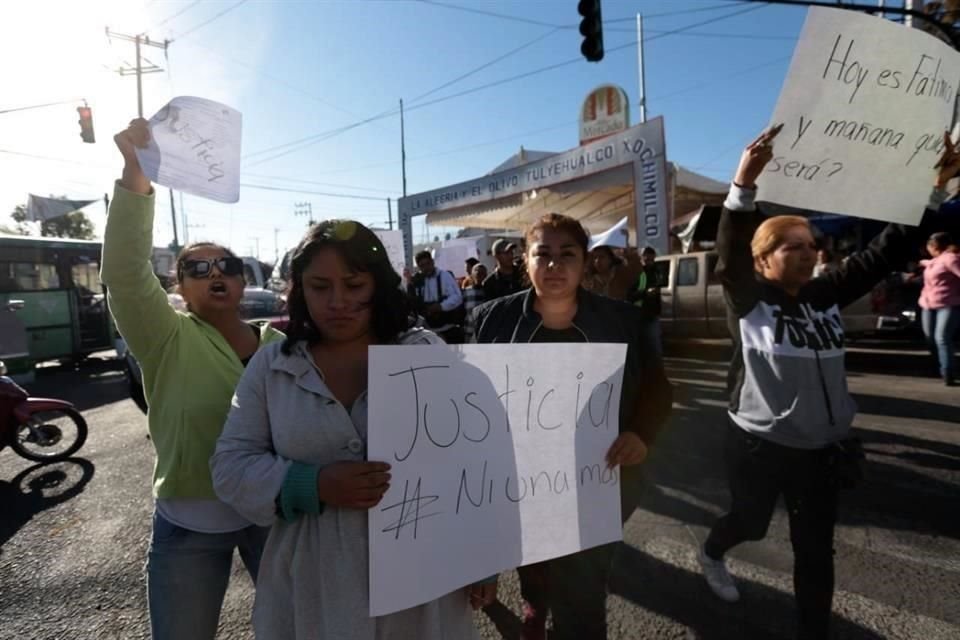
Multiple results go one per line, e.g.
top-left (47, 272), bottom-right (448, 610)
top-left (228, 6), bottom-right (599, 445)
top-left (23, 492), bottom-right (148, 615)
top-left (636, 536), bottom-right (958, 639)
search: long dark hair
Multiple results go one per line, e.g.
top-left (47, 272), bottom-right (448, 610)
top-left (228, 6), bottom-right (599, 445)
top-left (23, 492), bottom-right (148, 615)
top-left (282, 220), bottom-right (412, 354)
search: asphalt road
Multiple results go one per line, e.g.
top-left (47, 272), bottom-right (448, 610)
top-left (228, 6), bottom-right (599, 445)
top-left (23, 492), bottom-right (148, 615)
top-left (0, 346), bottom-right (957, 639)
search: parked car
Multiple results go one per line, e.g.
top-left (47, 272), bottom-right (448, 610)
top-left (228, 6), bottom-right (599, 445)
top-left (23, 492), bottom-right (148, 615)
top-left (654, 251), bottom-right (919, 340)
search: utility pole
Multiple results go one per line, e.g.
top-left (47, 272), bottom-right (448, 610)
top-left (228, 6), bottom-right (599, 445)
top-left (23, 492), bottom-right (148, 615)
top-left (386, 198), bottom-right (393, 230)
top-left (179, 192), bottom-right (187, 244)
top-left (295, 202), bottom-right (314, 226)
top-left (250, 236), bottom-right (260, 259)
top-left (400, 99), bottom-right (408, 197)
top-left (905, 0), bottom-right (922, 28)
top-left (636, 14), bottom-right (647, 123)
top-left (106, 28), bottom-right (180, 249)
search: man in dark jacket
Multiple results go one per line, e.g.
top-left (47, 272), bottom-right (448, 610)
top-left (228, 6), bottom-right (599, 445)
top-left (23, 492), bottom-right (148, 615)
top-left (483, 238), bottom-right (524, 300)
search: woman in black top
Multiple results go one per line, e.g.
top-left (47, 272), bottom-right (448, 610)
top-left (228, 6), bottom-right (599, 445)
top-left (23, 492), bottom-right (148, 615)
top-left (472, 212), bottom-right (672, 640)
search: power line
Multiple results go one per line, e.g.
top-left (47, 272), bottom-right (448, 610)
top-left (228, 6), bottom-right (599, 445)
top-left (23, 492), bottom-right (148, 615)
top-left (606, 1), bottom-right (750, 24)
top-left (170, 0), bottom-right (249, 41)
top-left (241, 172), bottom-right (399, 194)
top-left (0, 148), bottom-right (112, 169)
top-left (243, 26), bottom-right (562, 163)
top-left (144, 0), bottom-right (203, 33)
top-left (239, 183), bottom-right (392, 201)
top-left (242, 1), bottom-right (767, 168)
top-left (641, 29), bottom-right (794, 41)
top-left (417, 0), bottom-right (750, 29)
top-left (409, 27), bottom-right (561, 103)
top-left (175, 39), bottom-right (397, 133)
top-left (415, 0), bottom-right (565, 28)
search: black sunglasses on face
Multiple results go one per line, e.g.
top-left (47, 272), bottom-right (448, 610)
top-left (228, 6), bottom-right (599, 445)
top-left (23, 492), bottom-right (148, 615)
top-left (179, 257), bottom-right (245, 279)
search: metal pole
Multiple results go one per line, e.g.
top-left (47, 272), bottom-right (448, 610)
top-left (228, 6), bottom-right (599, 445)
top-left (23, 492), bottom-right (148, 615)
top-left (387, 198), bottom-right (393, 230)
top-left (400, 99), bottom-right (408, 197)
top-left (135, 35), bottom-right (143, 118)
top-left (274, 227), bottom-right (280, 262)
top-left (180, 192), bottom-right (187, 244)
top-left (637, 14), bottom-right (647, 123)
top-left (169, 189), bottom-right (179, 248)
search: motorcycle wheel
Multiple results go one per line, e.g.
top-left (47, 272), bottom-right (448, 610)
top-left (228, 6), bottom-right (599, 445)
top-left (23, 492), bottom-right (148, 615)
top-left (10, 407), bottom-right (88, 462)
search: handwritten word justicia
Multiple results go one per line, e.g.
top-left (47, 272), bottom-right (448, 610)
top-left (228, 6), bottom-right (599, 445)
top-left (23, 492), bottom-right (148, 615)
top-left (154, 106), bottom-right (226, 183)
top-left (387, 364), bottom-right (618, 463)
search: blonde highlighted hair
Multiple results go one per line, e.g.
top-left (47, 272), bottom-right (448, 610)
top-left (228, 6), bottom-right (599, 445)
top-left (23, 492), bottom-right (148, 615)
top-left (751, 215), bottom-right (811, 261)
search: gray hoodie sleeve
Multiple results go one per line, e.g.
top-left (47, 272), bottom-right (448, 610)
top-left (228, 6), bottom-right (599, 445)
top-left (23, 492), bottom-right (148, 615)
top-left (211, 344), bottom-right (292, 527)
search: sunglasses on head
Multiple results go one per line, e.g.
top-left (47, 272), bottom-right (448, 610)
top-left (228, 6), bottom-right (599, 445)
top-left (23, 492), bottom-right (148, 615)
top-left (178, 257), bottom-right (244, 279)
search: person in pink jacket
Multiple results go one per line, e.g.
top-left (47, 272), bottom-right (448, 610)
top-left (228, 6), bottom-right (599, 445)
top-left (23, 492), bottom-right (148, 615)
top-left (919, 232), bottom-right (960, 385)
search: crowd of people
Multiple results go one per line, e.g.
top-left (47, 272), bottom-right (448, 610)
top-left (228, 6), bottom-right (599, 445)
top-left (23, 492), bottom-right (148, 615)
top-left (102, 115), bottom-right (959, 640)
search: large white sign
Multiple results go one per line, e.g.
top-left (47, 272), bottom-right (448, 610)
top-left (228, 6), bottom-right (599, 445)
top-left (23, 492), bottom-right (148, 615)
top-left (373, 229), bottom-right (406, 279)
top-left (758, 7), bottom-right (960, 225)
top-left (136, 96), bottom-right (242, 203)
top-left (589, 216), bottom-right (629, 250)
top-left (367, 343), bottom-right (627, 616)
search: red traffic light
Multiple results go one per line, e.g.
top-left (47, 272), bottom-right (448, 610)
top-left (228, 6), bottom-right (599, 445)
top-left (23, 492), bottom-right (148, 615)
top-left (77, 106), bottom-right (95, 144)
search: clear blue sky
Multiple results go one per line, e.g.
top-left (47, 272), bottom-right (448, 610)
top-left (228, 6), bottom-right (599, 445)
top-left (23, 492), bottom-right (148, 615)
top-left (0, 0), bottom-right (870, 258)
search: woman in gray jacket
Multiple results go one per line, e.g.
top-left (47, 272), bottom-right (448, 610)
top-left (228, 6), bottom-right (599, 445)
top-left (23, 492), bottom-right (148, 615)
top-left (211, 220), bottom-right (494, 639)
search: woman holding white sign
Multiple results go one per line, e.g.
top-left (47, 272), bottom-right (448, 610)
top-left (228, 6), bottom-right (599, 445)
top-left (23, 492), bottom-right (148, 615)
top-left (472, 213), bottom-right (673, 640)
top-left (697, 125), bottom-right (960, 640)
top-left (211, 220), bottom-right (493, 639)
top-left (101, 119), bottom-right (284, 640)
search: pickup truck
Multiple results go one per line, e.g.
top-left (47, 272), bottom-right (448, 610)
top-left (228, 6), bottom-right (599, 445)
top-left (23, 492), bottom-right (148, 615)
top-left (654, 251), bottom-right (919, 339)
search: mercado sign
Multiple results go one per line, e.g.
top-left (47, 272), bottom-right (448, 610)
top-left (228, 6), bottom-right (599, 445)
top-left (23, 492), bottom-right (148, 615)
top-left (579, 84), bottom-right (630, 145)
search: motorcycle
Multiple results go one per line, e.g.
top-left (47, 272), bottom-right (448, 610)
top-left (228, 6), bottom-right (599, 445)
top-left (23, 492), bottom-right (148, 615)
top-left (0, 359), bottom-right (88, 462)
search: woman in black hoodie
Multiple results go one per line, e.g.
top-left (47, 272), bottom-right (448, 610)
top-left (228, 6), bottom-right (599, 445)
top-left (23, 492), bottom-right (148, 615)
top-left (697, 125), bottom-right (960, 640)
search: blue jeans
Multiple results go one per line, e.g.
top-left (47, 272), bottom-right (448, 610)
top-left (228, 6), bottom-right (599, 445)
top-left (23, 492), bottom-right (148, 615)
top-left (921, 306), bottom-right (960, 380)
top-left (147, 511), bottom-right (270, 640)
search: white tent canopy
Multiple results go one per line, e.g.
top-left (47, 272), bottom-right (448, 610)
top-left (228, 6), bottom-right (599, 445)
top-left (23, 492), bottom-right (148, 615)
top-left (426, 163), bottom-right (636, 234)
top-left (424, 161), bottom-right (728, 237)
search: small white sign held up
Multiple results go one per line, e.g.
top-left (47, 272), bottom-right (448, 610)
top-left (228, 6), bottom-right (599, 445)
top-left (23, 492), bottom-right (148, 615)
top-left (372, 229), bottom-right (407, 279)
top-left (758, 7), bottom-right (960, 224)
top-left (136, 96), bottom-right (242, 203)
top-left (367, 344), bottom-right (627, 616)
top-left (589, 216), bottom-right (630, 251)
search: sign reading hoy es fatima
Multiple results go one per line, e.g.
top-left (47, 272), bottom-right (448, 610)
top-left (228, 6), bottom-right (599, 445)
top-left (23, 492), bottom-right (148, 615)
top-left (397, 116), bottom-right (670, 263)
top-left (367, 344), bottom-right (628, 616)
top-left (758, 7), bottom-right (960, 225)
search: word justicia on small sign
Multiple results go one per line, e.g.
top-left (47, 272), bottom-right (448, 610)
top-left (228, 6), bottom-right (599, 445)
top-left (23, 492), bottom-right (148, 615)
top-left (135, 96), bottom-right (242, 204)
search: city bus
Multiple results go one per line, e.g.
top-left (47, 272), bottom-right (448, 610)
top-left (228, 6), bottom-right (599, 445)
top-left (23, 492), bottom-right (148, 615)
top-left (0, 233), bottom-right (113, 379)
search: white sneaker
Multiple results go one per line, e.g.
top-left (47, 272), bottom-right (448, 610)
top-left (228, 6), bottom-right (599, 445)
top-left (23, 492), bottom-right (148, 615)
top-left (697, 546), bottom-right (740, 602)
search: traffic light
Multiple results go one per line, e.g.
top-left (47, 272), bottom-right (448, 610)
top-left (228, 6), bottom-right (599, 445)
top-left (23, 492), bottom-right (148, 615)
top-left (578, 0), bottom-right (604, 63)
top-left (77, 106), bottom-right (95, 143)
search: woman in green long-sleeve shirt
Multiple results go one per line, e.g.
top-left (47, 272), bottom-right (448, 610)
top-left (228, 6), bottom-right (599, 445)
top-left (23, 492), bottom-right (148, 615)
top-left (100, 118), bottom-right (283, 640)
